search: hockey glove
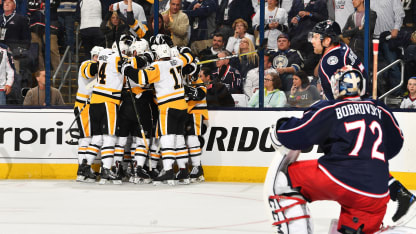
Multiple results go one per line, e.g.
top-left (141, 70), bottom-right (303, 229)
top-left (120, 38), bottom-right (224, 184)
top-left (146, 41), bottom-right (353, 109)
top-left (184, 85), bottom-right (198, 100)
top-left (182, 63), bottom-right (197, 76)
top-left (120, 61), bottom-right (133, 76)
top-left (134, 55), bottom-right (148, 68)
top-left (143, 51), bottom-right (154, 64)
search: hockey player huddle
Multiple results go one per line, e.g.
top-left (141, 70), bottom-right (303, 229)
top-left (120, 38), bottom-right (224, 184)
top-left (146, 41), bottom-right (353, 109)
top-left (73, 33), bottom-right (208, 185)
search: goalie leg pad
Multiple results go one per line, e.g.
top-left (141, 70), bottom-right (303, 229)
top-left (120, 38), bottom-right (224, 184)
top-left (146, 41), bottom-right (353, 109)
top-left (264, 148), bottom-right (311, 234)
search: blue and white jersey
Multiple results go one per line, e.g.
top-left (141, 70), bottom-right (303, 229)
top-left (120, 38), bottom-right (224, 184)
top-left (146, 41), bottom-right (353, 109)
top-left (277, 98), bottom-right (403, 197)
top-left (319, 43), bottom-right (367, 100)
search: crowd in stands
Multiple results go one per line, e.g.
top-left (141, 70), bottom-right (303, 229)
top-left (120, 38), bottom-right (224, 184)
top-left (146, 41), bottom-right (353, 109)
top-left (0, 0), bottom-right (415, 108)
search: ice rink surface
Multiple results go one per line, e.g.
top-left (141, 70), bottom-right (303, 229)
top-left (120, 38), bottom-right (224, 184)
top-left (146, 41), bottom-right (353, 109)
top-left (0, 180), bottom-right (415, 234)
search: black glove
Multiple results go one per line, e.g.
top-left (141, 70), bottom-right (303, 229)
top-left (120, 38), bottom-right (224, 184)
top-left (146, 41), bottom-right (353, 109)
top-left (184, 85), bottom-right (198, 100)
top-left (276, 117), bottom-right (290, 130)
top-left (182, 63), bottom-right (196, 76)
top-left (135, 55), bottom-right (148, 68)
top-left (179, 46), bottom-right (192, 54)
top-left (143, 51), bottom-right (154, 64)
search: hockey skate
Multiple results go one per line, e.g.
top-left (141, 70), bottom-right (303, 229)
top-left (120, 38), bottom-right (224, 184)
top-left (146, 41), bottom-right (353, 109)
top-left (111, 162), bottom-right (124, 185)
top-left (190, 165), bottom-right (205, 183)
top-left (82, 165), bottom-right (97, 183)
top-left (148, 168), bottom-right (160, 180)
top-left (76, 159), bottom-right (88, 182)
top-left (175, 168), bottom-right (190, 185)
top-left (133, 166), bottom-right (152, 184)
top-left (392, 187), bottom-right (416, 225)
top-left (152, 169), bottom-right (175, 186)
top-left (99, 167), bottom-right (117, 185)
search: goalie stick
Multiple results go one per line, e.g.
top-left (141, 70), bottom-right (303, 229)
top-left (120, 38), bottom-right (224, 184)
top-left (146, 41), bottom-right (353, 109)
top-left (114, 32), bottom-right (152, 171)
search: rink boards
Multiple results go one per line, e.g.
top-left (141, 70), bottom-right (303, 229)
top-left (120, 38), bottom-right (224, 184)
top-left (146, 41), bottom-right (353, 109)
top-left (0, 108), bottom-right (415, 189)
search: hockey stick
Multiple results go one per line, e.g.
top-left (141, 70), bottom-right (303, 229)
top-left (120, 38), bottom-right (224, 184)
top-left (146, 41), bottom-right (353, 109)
top-left (65, 100), bottom-right (88, 144)
top-left (114, 32), bottom-right (151, 170)
top-left (372, 39), bottom-right (379, 99)
top-left (197, 39), bottom-right (267, 65)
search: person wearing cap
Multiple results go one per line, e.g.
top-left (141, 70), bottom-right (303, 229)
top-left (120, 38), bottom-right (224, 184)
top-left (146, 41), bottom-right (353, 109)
top-left (268, 33), bottom-right (304, 92)
top-left (0, 0), bottom-right (30, 74)
top-left (400, 77), bottom-right (416, 109)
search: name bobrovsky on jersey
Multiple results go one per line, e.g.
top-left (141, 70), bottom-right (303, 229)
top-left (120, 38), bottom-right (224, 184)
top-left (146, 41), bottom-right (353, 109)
top-left (335, 103), bottom-right (382, 120)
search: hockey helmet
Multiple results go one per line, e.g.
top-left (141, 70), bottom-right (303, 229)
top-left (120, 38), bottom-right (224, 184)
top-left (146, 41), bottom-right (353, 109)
top-left (308, 20), bottom-right (341, 43)
top-left (98, 48), bottom-right (114, 63)
top-left (112, 34), bottom-right (136, 55)
top-left (153, 44), bottom-right (171, 60)
top-left (330, 65), bottom-right (363, 99)
top-left (90, 46), bottom-right (104, 59)
top-left (149, 34), bottom-right (173, 47)
top-left (129, 38), bottom-right (150, 56)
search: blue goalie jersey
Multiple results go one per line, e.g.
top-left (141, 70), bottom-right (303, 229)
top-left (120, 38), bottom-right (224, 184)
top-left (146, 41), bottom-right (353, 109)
top-left (277, 99), bottom-right (403, 197)
top-left (319, 43), bottom-right (368, 100)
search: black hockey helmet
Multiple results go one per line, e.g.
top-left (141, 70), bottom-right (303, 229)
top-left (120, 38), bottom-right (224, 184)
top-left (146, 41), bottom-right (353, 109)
top-left (308, 20), bottom-right (341, 43)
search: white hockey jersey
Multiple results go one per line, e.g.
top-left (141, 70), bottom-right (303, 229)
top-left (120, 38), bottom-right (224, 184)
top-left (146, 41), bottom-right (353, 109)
top-left (90, 53), bottom-right (125, 105)
top-left (127, 53), bottom-right (193, 110)
top-left (75, 60), bottom-right (97, 105)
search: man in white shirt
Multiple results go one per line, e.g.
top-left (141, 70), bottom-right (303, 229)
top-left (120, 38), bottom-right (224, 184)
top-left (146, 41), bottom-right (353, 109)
top-left (111, 0), bottom-right (147, 25)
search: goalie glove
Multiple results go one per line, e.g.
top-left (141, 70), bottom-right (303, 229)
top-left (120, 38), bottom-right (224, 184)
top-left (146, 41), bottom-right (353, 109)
top-left (269, 117), bottom-right (290, 150)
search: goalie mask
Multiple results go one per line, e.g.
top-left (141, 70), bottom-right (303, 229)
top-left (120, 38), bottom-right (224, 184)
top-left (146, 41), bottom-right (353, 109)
top-left (153, 44), bottom-right (171, 60)
top-left (330, 65), bottom-right (363, 99)
top-left (129, 39), bottom-right (149, 56)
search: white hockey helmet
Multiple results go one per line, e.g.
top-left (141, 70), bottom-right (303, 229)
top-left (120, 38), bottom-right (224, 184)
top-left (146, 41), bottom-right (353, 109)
top-left (98, 48), bottom-right (114, 63)
top-left (330, 65), bottom-right (363, 99)
top-left (112, 34), bottom-right (136, 55)
top-left (129, 38), bottom-right (149, 56)
top-left (90, 46), bottom-right (104, 59)
top-left (154, 44), bottom-right (171, 60)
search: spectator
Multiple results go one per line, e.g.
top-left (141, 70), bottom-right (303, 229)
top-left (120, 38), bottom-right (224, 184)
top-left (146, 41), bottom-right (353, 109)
top-left (100, 11), bottom-right (129, 48)
top-left (230, 37), bottom-right (258, 80)
top-left (211, 50), bottom-right (243, 94)
top-left (400, 77), bottom-right (416, 109)
top-left (288, 0), bottom-right (328, 57)
top-left (27, 0), bottom-right (61, 73)
top-left (110, 0), bottom-right (146, 25)
top-left (0, 0), bottom-right (30, 74)
top-left (342, 0), bottom-right (377, 63)
top-left (269, 33), bottom-right (304, 92)
top-left (57, 0), bottom-right (77, 53)
top-left (334, 0), bottom-right (354, 30)
top-left (0, 42), bottom-right (14, 105)
top-left (183, 0), bottom-right (216, 44)
top-left (253, 0), bottom-right (288, 49)
top-left (198, 33), bottom-right (225, 70)
top-left (226, 18), bottom-right (255, 54)
top-left (75, 0), bottom-right (105, 61)
top-left (372, 0), bottom-right (405, 95)
top-left (248, 72), bottom-right (286, 107)
top-left (199, 67), bottom-right (235, 107)
top-left (162, 0), bottom-right (189, 47)
top-left (143, 13), bottom-right (171, 41)
top-left (23, 69), bottom-right (65, 106)
top-left (215, 0), bottom-right (254, 40)
top-left (244, 50), bottom-right (275, 98)
top-left (287, 70), bottom-right (320, 107)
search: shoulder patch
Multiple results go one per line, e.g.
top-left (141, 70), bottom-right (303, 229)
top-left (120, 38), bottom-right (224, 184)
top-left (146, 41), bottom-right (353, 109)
top-left (327, 56), bottom-right (338, 65)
